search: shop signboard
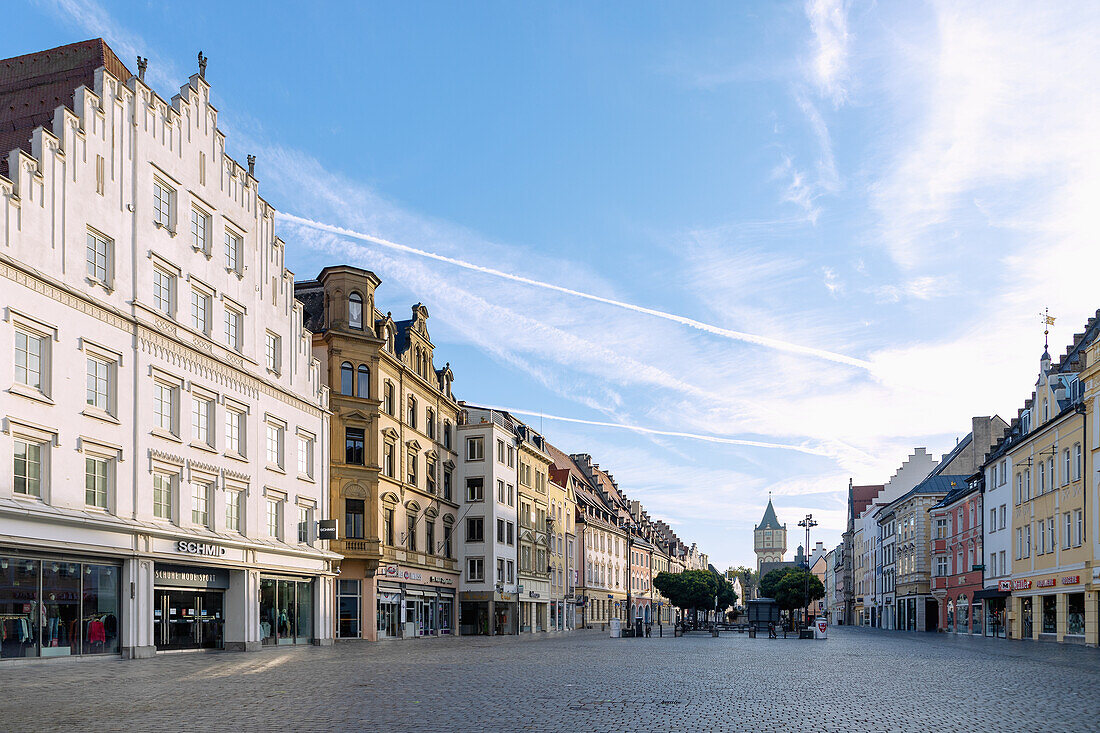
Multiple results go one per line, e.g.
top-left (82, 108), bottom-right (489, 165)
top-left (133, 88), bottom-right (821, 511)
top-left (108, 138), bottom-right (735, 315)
top-left (1061, 575), bottom-right (1080, 585)
top-left (154, 564), bottom-right (230, 589)
top-left (1011, 579), bottom-right (1032, 590)
top-left (318, 520), bottom-right (338, 540)
top-left (998, 580), bottom-right (1011, 591)
top-left (1036, 578), bottom-right (1056, 588)
top-left (175, 540), bottom-right (225, 557)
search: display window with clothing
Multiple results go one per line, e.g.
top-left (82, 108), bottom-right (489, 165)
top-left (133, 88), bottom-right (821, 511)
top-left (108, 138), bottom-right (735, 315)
top-left (0, 553), bottom-right (120, 659)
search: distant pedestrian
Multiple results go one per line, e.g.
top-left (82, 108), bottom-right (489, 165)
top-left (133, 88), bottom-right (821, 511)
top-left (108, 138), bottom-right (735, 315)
top-left (768, 621), bottom-right (777, 639)
top-left (645, 623), bottom-right (652, 637)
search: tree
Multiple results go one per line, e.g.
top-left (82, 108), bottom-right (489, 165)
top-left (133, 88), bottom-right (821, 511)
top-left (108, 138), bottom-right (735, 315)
top-left (653, 570), bottom-right (737, 625)
top-left (759, 567), bottom-right (824, 618)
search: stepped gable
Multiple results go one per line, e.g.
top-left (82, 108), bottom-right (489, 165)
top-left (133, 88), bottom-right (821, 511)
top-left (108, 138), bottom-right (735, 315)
top-left (1, 39), bottom-right (131, 177)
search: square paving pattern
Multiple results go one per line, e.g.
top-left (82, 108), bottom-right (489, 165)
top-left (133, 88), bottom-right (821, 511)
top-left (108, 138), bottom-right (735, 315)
top-left (3, 627), bottom-right (1099, 732)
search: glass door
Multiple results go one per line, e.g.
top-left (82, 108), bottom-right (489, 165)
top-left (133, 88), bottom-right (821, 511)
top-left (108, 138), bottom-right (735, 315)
top-left (196, 591), bottom-right (224, 649)
top-left (378, 599), bottom-right (399, 638)
top-left (156, 589), bottom-right (223, 650)
top-left (277, 579), bottom-right (297, 645)
top-left (337, 580), bottom-right (361, 639)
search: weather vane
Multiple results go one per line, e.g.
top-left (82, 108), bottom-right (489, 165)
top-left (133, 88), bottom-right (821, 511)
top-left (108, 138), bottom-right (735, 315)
top-left (1040, 308), bottom-right (1056, 351)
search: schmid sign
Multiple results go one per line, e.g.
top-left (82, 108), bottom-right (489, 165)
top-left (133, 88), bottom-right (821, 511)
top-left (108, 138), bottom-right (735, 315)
top-left (1061, 575), bottom-right (1080, 585)
top-left (176, 541), bottom-right (225, 557)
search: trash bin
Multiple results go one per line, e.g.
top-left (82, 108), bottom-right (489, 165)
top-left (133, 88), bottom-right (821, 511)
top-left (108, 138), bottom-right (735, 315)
top-left (814, 617), bottom-right (828, 640)
top-left (609, 618), bottom-right (621, 638)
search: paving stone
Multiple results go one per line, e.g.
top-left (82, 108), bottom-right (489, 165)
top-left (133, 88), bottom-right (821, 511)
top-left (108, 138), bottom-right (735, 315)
top-left (2, 627), bottom-right (1098, 732)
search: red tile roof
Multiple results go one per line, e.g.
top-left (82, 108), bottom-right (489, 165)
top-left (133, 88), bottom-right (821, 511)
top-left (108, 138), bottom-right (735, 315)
top-left (851, 484), bottom-right (884, 518)
top-left (1, 39), bottom-right (131, 177)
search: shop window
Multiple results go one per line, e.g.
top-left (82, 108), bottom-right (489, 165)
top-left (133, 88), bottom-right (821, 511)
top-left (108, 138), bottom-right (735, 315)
top-left (1067, 593), bottom-right (1085, 635)
top-left (0, 557), bottom-right (120, 659)
top-left (1042, 595), bottom-right (1057, 634)
top-left (259, 577), bottom-right (313, 646)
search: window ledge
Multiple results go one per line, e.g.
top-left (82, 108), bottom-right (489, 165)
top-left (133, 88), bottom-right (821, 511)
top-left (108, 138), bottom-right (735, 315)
top-left (297, 474), bottom-right (316, 483)
top-left (223, 451), bottom-right (249, 463)
top-left (85, 276), bottom-right (114, 294)
top-left (7, 384), bottom-right (54, 406)
top-left (151, 428), bottom-right (182, 444)
top-left (81, 408), bottom-right (121, 425)
top-left (189, 441), bottom-right (218, 454)
top-left (12, 492), bottom-right (45, 504)
top-left (266, 464), bottom-right (286, 475)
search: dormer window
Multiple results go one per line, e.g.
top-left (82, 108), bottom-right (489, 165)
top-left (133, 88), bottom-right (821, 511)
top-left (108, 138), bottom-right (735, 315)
top-left (348, 292), bottom-right (363, 330)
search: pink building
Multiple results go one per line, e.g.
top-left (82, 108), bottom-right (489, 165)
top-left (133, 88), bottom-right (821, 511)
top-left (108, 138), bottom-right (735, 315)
top-left (930, 475), bottom-right (985, 634)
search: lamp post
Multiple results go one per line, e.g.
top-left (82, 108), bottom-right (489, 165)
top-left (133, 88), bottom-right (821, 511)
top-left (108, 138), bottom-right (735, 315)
top-left (798, 514), bottom-right (818, 628)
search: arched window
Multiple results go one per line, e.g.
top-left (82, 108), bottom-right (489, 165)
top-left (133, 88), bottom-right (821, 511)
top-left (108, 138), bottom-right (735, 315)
top-left (340, 362), bottom-right (354, 395)
top-left (348, 292), bottom-right (363, 330)
top-left (357, 365), bottom-right (370, 399)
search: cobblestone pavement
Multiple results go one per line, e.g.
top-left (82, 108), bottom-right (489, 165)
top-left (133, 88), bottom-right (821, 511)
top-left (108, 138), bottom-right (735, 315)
top-left (3, 626), bottom-right (1100, 732)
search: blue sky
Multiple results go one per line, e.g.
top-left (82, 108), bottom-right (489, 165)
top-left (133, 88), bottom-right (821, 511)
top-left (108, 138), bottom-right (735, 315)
top-left (12, 1), bottom-right (1100, 569)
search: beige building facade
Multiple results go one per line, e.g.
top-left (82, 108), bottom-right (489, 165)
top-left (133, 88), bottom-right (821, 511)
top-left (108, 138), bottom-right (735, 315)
top-left (297, 267), bottom-right (460, 641)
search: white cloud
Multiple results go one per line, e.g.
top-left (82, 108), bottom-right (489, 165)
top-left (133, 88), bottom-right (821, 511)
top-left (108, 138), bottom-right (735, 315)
top-left (805, 0), bottom-right (852, 105)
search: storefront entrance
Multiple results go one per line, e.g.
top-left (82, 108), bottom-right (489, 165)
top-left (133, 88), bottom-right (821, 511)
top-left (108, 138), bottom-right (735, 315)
top-left (154, 589), bottom-right (224, 651)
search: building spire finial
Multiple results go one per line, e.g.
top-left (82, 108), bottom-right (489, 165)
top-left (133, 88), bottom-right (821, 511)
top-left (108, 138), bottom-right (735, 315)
top-left (198, 51), bottom-right (208, 79)
top-left (1041, 308), bottom-right (1055, 353)
top-left (136, 57), bottom-right (148, 82)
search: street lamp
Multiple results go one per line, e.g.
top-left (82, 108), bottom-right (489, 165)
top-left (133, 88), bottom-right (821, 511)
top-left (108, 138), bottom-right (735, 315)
top-left (798, 514), bottom-right (818, 629)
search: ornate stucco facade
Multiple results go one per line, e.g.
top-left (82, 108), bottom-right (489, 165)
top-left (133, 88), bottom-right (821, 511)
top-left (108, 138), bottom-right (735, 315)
top-left (297, 266), bottom-right (460, 640)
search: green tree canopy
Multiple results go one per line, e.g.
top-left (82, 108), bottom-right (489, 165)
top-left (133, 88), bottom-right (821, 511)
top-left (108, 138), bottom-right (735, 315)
top-left (758, 567), bottom-right (824, 613)
top-left (653, 570), bottom-right (738, 615)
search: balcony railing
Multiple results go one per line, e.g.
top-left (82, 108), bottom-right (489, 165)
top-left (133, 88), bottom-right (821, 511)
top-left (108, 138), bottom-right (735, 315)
top-left (332, 538), bottom-right (382, 556)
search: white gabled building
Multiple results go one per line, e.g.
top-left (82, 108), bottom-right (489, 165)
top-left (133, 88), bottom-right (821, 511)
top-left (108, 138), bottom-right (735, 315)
top-left (0, 39), bottom-right (336, 661)
top-left (455, 405), bottom-right (520, 634)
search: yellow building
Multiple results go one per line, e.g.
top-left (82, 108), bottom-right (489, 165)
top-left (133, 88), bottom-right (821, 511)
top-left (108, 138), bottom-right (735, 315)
top-left (516, 422), bottom-right (552, 632)
top-left (548, 474), bottom-right (576, 630)
top-left (297, 266), bottom-right (460, 641)
top-left (1001, 319), bottom-right (1097, 644)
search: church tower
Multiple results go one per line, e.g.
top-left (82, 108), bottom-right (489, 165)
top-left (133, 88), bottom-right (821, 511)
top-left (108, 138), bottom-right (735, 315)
top-left (754, 496), bottom-right (787, 572)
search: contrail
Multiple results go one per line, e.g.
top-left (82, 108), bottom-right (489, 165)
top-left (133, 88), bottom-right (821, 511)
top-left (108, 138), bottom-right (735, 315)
top-left (472, 403), bottom-right (829, 456)
top-left (276, 211), bottom-right (872, 370)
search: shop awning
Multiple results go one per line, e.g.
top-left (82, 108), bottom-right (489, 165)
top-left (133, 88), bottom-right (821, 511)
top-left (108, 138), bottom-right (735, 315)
top-left (973, 588), bottom-right (1009, 600)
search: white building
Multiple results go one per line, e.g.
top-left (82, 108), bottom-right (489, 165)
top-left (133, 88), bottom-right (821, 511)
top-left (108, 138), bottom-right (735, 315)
top-left (0, 40), bottom-right (336, 661)
top-left (456, 406), bottom-right (520, 634)
top-left (981, 450), bottom-right (1013, 638)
